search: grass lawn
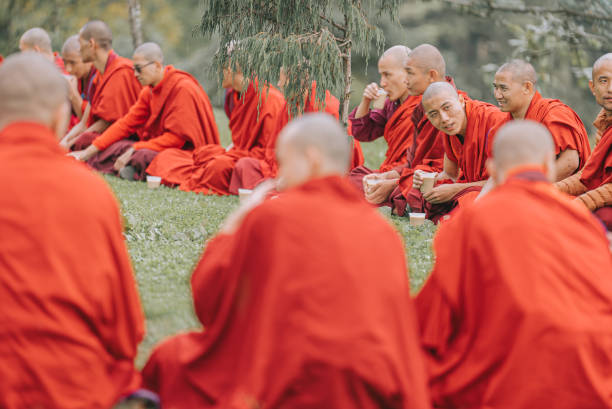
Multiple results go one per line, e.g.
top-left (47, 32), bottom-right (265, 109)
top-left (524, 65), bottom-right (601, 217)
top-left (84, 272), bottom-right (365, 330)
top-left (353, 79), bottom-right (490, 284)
top-left (103, 108), bottom-right (437, 367)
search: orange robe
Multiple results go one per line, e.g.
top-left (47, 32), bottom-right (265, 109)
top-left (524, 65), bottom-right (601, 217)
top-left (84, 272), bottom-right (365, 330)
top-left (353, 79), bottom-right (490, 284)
top-left (0, 121), bottom-right (145, 409)
top-left (488, 91), bottom-right (591, 167)
top-left (581, 121), bottom-right (612, 228)
top-left (415, 166), bottom-right (612, 409)
top-left (229, 83), bottom-right (363, 192)
top-left (148, 82), bottom-right (286, 195)
top-left (141, 175), bottom-right (430, 408)
top-left (88, 65), bottom-right (219, 178)
top-left (72, 50), bottom-right (142, 150)
top-left (408, 98), bottom-right (507, 222)
top-left (53, 51), bottom-right (67, 74)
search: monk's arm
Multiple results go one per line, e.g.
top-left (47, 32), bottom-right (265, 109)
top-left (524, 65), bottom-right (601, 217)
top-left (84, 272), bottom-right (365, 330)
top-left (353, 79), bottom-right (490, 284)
top-left (354, 82), bottom-right (379, 119)
top-left (132, 132), bottom-right (185, 151)
top-left (555, 149), bottom-right (579, 181)
top-left (437, 154), bottom-right (460, 182)
top-left (554, 171), bottom-right (588, 196)
top-left (91, 95), bottom-right (149, 152)
top-left (60, 103), bottom-right (91, 148)
top-left (576, 183), bottom-right (612, 211)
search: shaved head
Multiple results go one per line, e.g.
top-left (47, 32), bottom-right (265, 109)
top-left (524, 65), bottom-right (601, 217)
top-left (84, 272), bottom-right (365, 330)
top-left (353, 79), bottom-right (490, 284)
top-left (61, 35), bottom-right (81, 55)
top-left (380, 45), bottom-right (411, 67)
top-left (590, 53), bottom-right (612, 113)
top-left (497, 59), bottom-right (537, 85)
top-left (492, 120), bottom-right (555, 177)
top-left (0, 53), bottom-right (68, 129)
top-left (79, 20), bottom-right (112, 50)
top-left (422, 81), bottom-right (458, 104)
top-left (407, 44), bottom-right (446, 77)
top-left (133, 42), bottom-right (164, 63)
top-left (277, 113), bottom-right (350, 188)
top-left (19, 28), bottom-right (52, 54)
top-left (593, 53), bottom-right (612, 80)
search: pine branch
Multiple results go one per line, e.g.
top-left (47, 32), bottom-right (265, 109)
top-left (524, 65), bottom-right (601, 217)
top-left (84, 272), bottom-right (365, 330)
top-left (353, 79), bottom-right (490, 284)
top-left (443, 0), bottom-right (612, 22)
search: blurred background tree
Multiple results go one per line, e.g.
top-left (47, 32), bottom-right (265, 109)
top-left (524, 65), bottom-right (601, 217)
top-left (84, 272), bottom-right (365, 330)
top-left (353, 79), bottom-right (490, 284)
top-left (0, 0), bottom-right (607, 134)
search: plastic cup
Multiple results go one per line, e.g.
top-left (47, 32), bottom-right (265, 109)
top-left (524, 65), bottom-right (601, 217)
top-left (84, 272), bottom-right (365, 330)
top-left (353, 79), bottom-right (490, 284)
top-left (409, 213), bottom-right (426, 226)
top-left (372, 89), bottom-right (388, 110)
top-left (420, 172), bottom-right (437, 194)
top-left (146, 176), bottom-right (161, 189)
top-left (238, 188), bottom-right (253, 204)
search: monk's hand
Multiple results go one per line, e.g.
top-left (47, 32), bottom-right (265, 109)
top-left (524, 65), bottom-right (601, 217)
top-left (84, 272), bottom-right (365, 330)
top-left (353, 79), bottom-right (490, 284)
top-left (412, 170), bottom-right (427, 189)
top-left (364, 177), bottom-right (398, 205)
top-left (423, 184), bottom-right (459, 204)
top-left (114, 147), bottom-right (135, 172)
top-left (362, 83), bottom-right (380, 103)
top-left (64, 74), bottom-right (79, 98)
top-left (68, 145), bottom-right (99, 162)
top-left (220, 180), bottom-right (276, 235)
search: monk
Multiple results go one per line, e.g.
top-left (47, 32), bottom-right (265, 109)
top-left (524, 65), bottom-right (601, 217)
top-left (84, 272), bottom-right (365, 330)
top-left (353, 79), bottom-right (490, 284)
top-left (147, 63), bottom-right (285, 195)
top-left (364, 44), bottom-right (449, 214)
top-left (349, 46), bottom-right (421, 187)
top-left (415, 120), bottom-right (612, 409)
top-left (141, 113), bottom-right (430, 408)
top-left (556, 53), bottom-right (612, 230)
top-left (61, 34), bottom-right (98, 125)
top-left (0, 53), bottom-right (145, 409)
top-left (61, 20), bottom-right (142, 151)
top-left (19, 27), bottom-right (66, 71)
top-left (228, 65), bottom-right (362, 192)
top-left (68, 42), bottom-right (219, 180)
top-left (409, 81), bottom-right (506, 222)
top-left (488, 59), bottom-right (590, 180)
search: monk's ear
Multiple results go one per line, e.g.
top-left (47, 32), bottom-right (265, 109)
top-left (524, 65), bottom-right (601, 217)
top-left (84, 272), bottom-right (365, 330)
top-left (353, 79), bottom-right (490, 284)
top-left (523, 81), bottom-right (534, 94)
top-left (458, 93), bottom-right (465, 108)
top-left (588, 79), bottom-right (595, 96)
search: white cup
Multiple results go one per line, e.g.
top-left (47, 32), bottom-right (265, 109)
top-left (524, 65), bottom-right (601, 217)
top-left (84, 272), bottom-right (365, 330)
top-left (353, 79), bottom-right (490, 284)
top-left (372, 89), bottom-right (388, 110)
top-left (409, 213), bottom-right (426, 226)
top-left (146, 175), bottom-right (161, 189)
top-left (420, 172), bottom-right (437, 194)
top-left (238, 188), bottom-right (253, 204)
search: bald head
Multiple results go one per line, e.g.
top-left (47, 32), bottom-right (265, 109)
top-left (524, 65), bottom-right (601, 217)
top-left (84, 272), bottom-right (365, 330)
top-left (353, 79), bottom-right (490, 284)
top-left (62, 35), bottom-right (80, 55)
top-left (492, 120), bottom-right (555, 181)
top-left (19, 28), bottom-right (52, 55)
top-left (133, 42), bottom-right (164, 63)
top-left (497, 59), bottom-right (537, 85)
top-left (590, 53), bottom-right (612, 113)
top-left (380, 45), bottom-right (411, 67)
top-left (0, 53), bottom-right (68, 130)
top-left (592, 53), bottom-right (612, 80)
top-left (423, 81), bottom-right (458, 104)
top-left (79, 20), bottom-right (112, 50)
top-left (407, 44), bottom-right (446, 77)
top-left (422, 82), bottom-right (467, 135)
top-left (277, 114), bottom-right (350, 188)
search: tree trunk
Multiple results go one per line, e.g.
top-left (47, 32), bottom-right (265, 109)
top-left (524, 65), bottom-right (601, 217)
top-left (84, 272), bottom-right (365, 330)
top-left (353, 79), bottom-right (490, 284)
top-left (341, 43), bottom-right (352, 127)
top-left (127, 0), bottom-right (143, 49)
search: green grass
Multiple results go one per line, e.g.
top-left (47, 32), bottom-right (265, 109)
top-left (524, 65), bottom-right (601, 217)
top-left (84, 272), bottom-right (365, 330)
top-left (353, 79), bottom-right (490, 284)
top-left (103, 109), bottom-right (437, 367)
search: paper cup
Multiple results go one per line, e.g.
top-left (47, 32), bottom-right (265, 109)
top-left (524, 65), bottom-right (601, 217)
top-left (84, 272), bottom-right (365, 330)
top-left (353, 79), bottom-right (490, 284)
top-left (238, 188), bottom-right (253, 204)
top-left (146, 176), bottom-right (161, 189)
top-left (372, 89), bottom-right (388, 110)
top-left (420, 173), bottom-right (436, 194)
top-left (409, 213), bottom-right (426, 226)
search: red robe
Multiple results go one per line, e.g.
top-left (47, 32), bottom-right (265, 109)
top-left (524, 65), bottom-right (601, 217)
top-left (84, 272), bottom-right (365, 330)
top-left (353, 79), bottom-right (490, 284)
top-left (580, 124), bottom-right (612, 190)
top-left (53, 51), bottom-right (67, 74)
top-left (148, 82), bottom-right (286, 195)
top-left (415, 167), bottom-right (612, 409)
top-left (141, 175), bottom-right (430, 408)
top-left (72, 51), bottom-right (142, 150)
top-left (89, 66), bottom-right (219, 178)
top-left (488, 91), bottom-right (591, 167)
top-left (0, 121), bottom-right (145, 409)
top-left (407, 98), bottom-right (507, 222)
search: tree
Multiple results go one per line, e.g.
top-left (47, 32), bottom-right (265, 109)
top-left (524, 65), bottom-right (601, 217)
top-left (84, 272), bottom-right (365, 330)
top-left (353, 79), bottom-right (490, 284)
top-left (199, 0), bottom-right (401, 124)
top-left (127, 0), bottom-right (144, 48)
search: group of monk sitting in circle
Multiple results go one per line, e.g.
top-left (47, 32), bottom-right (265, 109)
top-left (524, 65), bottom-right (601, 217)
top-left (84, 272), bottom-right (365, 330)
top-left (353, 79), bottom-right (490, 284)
top-left (1, 17), bottom-right (611, 409)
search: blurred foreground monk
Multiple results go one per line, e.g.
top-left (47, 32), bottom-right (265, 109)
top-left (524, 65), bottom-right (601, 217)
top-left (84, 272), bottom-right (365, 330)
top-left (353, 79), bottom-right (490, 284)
top-left (69, 42), bottom-right (219, 180)
top-left (19, 27), bottom-right (66, 72)
top-left (349, 46), bottom-right (421, 184)
top-left (141, 114), bottom-right (430, 408)
top-left (556, 53), bottom-right (612, 230)
top-left (409, 82), bottom-right (506, 222)
top-left (415, 120), bottom-right (612, 409)
top-left (490, 60), bottom-right (590, 178)
top-left (364, 44), bottom-right (449, 214)
top-left (0, 53), bottom-right (145, 409)
top-left (147, 63), bottom-right (285, 194)
top-left (61, 35), bottom-right (98, 126)
top-left (61, 20), bottom-right (142, 150)
top-left (229, 66), bottom-right (362, 192)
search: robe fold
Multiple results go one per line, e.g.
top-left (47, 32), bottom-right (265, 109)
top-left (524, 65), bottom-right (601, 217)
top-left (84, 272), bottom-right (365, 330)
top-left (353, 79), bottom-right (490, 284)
top-left (407, 98), bottom-right (506, 222)
top-left (88, 65), bottom-right (219, 178)
top-left (142, 176), bottom-right (430, 409)
top-left (415, 168), bottom-right (612, 409)
top-left (580, 123), bottom-right (612, 229)
top-left (488, 91), bottom-right (591, 167)
top-left (0, 121), bottom-right (145, 409)
top-left (148, 82), bottom-right (286, 195)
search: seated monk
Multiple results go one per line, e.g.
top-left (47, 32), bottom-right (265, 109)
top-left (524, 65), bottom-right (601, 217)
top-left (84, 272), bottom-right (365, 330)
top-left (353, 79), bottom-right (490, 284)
top-left (62, 35), bottom-right (98, 124)
top-left (556, 53), bottom-right (612, 230)
top-left (141, 114), bottom-right (430, 408)
top-left (415, 120), bottom-right (612, 409)
top-left (61, 20), bottom-right (142, 151)
top-left (348, 46), bottom-right (421, 188)
top-left (0, 53), bottom-right (145, 409)
top-left (229, 65), bottom-right (363, 192)
top-left (68, 42), bottom-right (219, 180)
top-left (409, 82), bottom-right (506, 222)
top-left (146, 63), bottom-right (285, 195)
top-left (19, 27), bottom-right (66, 72)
